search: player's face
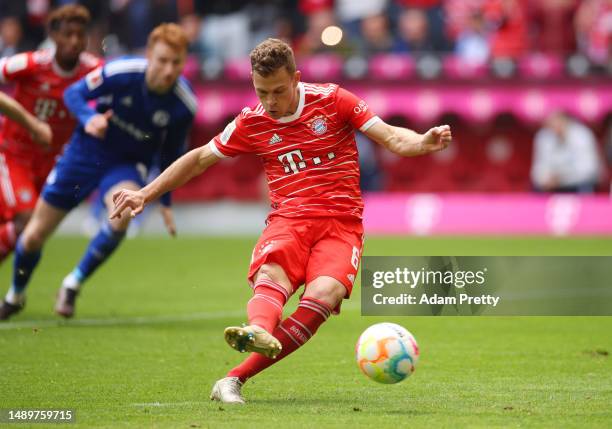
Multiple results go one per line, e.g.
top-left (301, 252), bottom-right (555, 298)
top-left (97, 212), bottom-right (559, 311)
top-left (52, 21), bottom-right (87, 68)
top-left (146, 41), bottom-right (186, 94)
top-left (252, 68), bottom-right (301, 120)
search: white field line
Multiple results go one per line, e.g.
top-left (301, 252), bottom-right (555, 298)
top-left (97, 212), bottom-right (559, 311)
top-left (131, 401), bottom-right (202, 408)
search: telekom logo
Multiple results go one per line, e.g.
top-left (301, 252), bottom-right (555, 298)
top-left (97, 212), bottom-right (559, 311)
top-left (278, 149), bottom-right (336, 174)
top-left (546, 195), bottom-right (581, 236)
top-left (278, 149), bottom-right (306, 174)
top-left (407, 194), bottom-right (442, 235)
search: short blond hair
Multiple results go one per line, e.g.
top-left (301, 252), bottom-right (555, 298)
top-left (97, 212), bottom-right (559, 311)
top-left (250, 38), bottom-right (296, 77)
top-left (147, 23), bottom-right (189, 53)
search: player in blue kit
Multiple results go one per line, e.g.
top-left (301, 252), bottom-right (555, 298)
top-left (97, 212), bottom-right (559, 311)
top-left (0, 23), bottom-right (196, 320)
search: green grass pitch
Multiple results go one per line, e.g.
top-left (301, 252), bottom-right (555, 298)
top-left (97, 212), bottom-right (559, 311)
top-left (0, 236), bottom-right (611, 428)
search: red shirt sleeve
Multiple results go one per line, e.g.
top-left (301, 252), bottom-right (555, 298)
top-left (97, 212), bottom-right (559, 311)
top-left (0, 52), bottom-right (36, 83)
top-left (80, 52), bottom-right (104, 74)
top-left (335, 87), bottom-right (381, 132)
top-left (209, 111), bottom-right (251, 158)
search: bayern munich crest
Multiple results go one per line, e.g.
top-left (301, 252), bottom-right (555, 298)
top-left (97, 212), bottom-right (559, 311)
top-left (311, 118), bottom-right (327, 135)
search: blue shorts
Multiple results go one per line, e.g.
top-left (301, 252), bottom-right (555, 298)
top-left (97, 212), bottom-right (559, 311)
top-left (42, 154), bottom-right (146, 211)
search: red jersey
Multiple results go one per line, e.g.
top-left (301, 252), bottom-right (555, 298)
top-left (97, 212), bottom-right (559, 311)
top-left (0, 50), bottom-right (102, 162)
top-left (210, 82), bottom-right (381, 220)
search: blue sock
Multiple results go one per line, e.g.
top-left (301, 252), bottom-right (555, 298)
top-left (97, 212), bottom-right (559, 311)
top-left (10, 238), bottom-right (42, 299)
top-left (75, 222), bottom-right (126, 283)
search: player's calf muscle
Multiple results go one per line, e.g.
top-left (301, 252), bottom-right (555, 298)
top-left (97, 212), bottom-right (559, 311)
top-left (106, 182), bottom-right (139, 230)
top-left (21, 223), bottom-right (47, 250)
top-left (107, 210), bottom-right (131, 231)
top-left (12, 212), bottom-right (33, 234)
top-left (21, 202), bottom-right (66, 250)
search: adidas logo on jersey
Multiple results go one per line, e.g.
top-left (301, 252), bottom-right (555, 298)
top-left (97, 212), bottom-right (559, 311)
top-left (269, 133), bottom-right (283, 145)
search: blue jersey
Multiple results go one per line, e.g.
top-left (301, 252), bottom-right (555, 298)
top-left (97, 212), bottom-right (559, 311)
top-left (57, 57), bottom-right (196, 206)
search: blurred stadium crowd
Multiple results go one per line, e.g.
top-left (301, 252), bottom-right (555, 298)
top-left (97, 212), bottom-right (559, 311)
top-left (1, 0), bottom-right (611, 199)
top-left (2, 0), bottom-right (610, 64)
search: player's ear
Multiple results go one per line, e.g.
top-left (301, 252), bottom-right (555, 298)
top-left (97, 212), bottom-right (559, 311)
top-left (293, 70), bottom-right (301, 86)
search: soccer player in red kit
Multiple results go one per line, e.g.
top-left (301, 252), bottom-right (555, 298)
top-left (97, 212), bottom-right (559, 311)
top-left (111, 38), bottom-right (451, 403)
top-left (0, 4), bottom-right (101, 262)
top-left (0, 92), bottom-right (52, 151)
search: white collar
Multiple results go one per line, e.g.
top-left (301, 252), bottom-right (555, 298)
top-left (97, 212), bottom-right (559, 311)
top-left (276, 82), bottom-right (305, 123)
top-left (52, 58), bottom-right (78, 78)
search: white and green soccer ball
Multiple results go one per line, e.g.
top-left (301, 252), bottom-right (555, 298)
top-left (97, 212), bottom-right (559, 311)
top-left (355, 323), bottom-right (420, 384)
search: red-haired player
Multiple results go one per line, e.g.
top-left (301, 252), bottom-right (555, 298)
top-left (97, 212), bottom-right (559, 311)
top-left (0, 4), bottom-right (101, 261)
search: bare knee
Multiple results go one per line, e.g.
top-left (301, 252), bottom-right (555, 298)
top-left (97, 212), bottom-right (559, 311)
top-left (254, 263), bottom-right (292, 293)
top-left (304, 276), bottom-right (346, 308)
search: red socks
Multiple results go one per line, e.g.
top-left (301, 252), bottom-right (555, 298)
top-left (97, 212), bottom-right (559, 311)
top-left (247, 279), bottom-right (289, 333)
top-left (0, 221), bottom-right (16, 262)
top-left (228, 297), bottom-right (332, 383)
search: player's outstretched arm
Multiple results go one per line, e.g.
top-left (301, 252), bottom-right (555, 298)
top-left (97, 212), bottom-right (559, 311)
top-left (64, 77), bottom-right (114, 139)
top-left (110, 144), bottom-right (219, 219)
top-left (0, 92), bottom-right (52, 147)
top-left (364, 121), bottom-right (451, 157)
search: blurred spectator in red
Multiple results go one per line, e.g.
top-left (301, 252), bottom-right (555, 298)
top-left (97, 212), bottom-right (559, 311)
top-left (300, 0), bottom-right (333, 15)
top-left (528, 0), bottom-right (577, 55)
top-left (444, 0), bottom-right (485, 40)
top-left (531, 111), bottom-right (602, 193)
top-left (575, 0), bottom-right (612, 65)
top-left (454, 11), bottom-right (489, 64)
top-left (483, 0), bottom-right (528, 59)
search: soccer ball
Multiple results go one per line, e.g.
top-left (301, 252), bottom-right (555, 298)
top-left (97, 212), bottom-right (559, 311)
top-left (355, 323), bottom-right (420, 384)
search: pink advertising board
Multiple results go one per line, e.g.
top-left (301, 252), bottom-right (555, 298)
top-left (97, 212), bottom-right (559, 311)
top-left (363, 193), bottom-right (612, 236)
